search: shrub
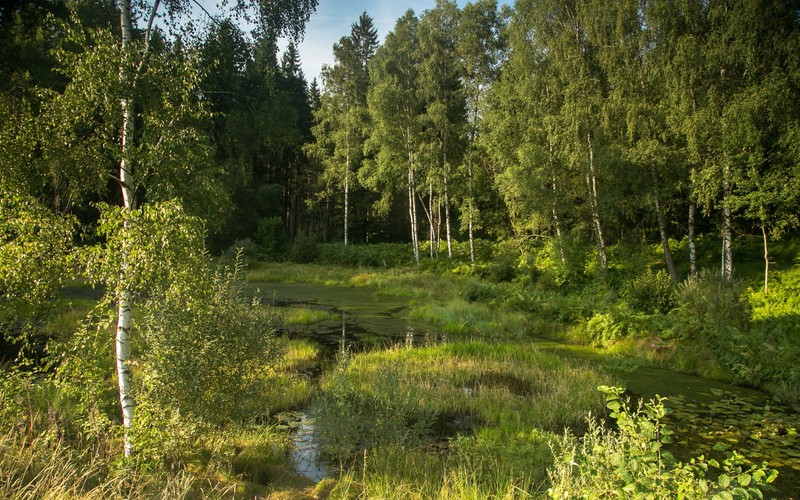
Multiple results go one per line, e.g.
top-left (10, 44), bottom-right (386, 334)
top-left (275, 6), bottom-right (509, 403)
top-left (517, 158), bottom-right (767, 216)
top-left (254, 217), bottom-right (288, 260)
top-left (547, 386), bottom-right (778, 498)
top-left (220, 237), bottom-right (259, 264)
top-left (290, 233), bottom-right (319, 263)
top-left (135, 256), bottom-right (278, 462)
top-left (585, 312), bottom-right (628, 346)
top-left (460, 281), bottom-right (498, 303)
top-left (317, 242), bottom-right (414, 268)
top-left (625, 269), bottom-right (676, 314)
top-left (312, 361), bottom-right (435, 464)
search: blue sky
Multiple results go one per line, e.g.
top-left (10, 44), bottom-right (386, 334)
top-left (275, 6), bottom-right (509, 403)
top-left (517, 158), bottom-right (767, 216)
top-left (193, 0), bottom-right (498, 84)
top-left (291, 0), bottom-right (470, 83)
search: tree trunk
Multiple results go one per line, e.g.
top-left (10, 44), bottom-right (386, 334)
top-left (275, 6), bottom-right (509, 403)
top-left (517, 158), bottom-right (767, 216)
top-left (429, 180), bottom-right (435, 258)
top-left (721, 163), bottom-right (733, 281)
top-left (444, 167), bottom-right (452, 259)
top-left (344, 145), bottom-right (349, 246)
top-left (688, 199), bottom-right (697, 278)
top-left (117, 0), bottom-right (137, 458)
top-left (762, 220), bottom-right (769, 295)
top-left (549, 137), bottom-right (566, 265)
top-left (467, 157), bottom-right (475, 263)
top-left (651, 168), bottom-right (678, 283)
top-left (586, 132), bottom-right (608, 270)
top-left (407, 149), bottom-right (419, 264)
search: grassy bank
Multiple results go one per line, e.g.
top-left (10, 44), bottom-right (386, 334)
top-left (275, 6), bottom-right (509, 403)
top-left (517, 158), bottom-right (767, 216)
top-left (249, 234), bottom-right (800, 402)
top-left (313, 340), bottom-right (611, 497)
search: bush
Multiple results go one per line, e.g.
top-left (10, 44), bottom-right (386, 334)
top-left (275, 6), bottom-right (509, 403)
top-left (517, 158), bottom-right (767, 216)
top-left (312, 359), bottom-right (435, 464)
top-left (672, 270), bottom-right (751, 341)
top-left (135, 256), bottom-right (278, 462)
top-left (547, 386), bottom-right (778, 498)
top-left (220, 238), bottom-right (260, 264)
top-left (625, 269), bottom-right (675, 314)
top-left (317, 242), bottom-right (414, 268)
top-left (254, 217), bottom-right (288, 260)
top-left (290, 233), bottom-right (319, 263)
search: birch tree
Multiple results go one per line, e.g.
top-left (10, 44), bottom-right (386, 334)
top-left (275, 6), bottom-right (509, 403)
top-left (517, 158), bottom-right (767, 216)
top-left (308, 12), bottom-right (377, 245)
top-left (585, 0), bottom-right (681, 282)
top-left (417, 0), bottom-right (466, 259)
top-left (43, 0), bottom-right (317, 457)
top-left (364, 11), bottom-right (424, 263)
top-left (457, 0), bottom-right (504, 262)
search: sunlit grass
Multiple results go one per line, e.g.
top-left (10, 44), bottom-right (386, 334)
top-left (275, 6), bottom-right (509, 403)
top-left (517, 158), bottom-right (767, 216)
top-left (259, 337), bottom-right (321, 414)
top-left (409, 299), bottom-right (531, 338)
top-left (314, 340), bottom-right (612, 496)
top-left (266, 305), bottom-right (337, 326)
top-left (247, 262), bottom-right (356, 285)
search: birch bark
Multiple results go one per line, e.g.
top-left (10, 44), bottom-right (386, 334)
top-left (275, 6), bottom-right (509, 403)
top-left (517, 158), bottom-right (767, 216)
top-left (586, 132), bottom-right (608, 270)
top-left (688, 199), bottom-right (698, 278)
top-left (117, 0), bottom-right (140, 457)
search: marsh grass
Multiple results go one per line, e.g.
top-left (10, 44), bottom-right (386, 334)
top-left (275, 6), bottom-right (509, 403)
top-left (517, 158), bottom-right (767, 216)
top-left (260, 338), bottom-right (321, 414)
top-left (409, 299), bottom-right (531, 337)
top-left (247, 262), bottom-right (355, 285)
top-left (314, 340), bottom-right (612, 496)
top-left (0, 391), bottom-right (305, 499)
top-left (267, 306), bottom-right (336, 326)
top-left (330, 446), bottom-right (540, 499)
top-left (0, 430), bottom-right (239, 499)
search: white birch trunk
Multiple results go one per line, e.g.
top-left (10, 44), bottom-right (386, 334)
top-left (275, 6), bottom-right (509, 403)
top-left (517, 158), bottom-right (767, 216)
top-left (344, 135), bottom-right (349, 246)
top-left (429, 180), bottom-right (435, 258)
top-left (586, 132), bottom-right (608, 270)
top-left (549, 136), bottom-right (566, 265)
top-left (444, 176), bottom-right (452, 259)
top-left (721, 163), bottom-right (733, 281)
top-left (117, 0), bottom-right (136, 458)
top-left (407, 148), bottom-right (420, 264)
top-left (467, 157), bottom-right (475, 263)
top-left (688, 199), bottom-right (697, 278)
top-left (761, 219), bottom-right (769, 294)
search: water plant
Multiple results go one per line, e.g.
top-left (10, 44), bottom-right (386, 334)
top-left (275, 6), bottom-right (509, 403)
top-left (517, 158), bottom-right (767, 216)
top-left (312, 340), bottom-right (611, 492)
top-left (547, 386), bottom-right (778, 498)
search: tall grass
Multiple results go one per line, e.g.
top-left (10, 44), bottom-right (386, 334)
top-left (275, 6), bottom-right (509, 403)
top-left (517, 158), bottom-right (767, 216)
top-left (0, 431), bottom-right (236, 499)
top-left (312, 341), bottom-right (612, 495)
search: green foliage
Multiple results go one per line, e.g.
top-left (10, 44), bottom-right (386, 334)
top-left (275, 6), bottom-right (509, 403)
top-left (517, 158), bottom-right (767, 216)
top-left (475, 241), bottom-right (520, 283)
top-left (671, 270), bottom-right (751, 341)
top-left (254, 217), bottom-right (288, 260)
top-left (547, 386), bottom-right (778, 499)
top-left (134, 255), bottom-right (278, 461)
top-left (220, 237), bottom-right (261, 265)
top-left (289, 233), bottom-right (319, 263)
top-left (314, 341), bottom-right (608, 470)
top-left (625, 269), bottom-right (676, 314)
top-left (313, 361), bottom-right (436, 464)
top-left (0, 195), bottom-right (75, 329)
top-left (317, 242), bottom-right (415, 268)
top-left (584, 312), bottom-right (629, 346)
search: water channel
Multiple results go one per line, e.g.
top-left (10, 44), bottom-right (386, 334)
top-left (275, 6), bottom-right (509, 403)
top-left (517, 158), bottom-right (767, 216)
top-left (254, 282), bottom-right (800, 496)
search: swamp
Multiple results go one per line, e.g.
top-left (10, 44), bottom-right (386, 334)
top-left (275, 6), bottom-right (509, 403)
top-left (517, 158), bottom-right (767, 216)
top-left (3, 0), bottom-right (800, 497)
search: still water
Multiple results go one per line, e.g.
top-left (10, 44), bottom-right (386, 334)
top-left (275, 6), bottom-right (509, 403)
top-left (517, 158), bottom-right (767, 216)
top-left (254, 282), bottom-right (800, 495)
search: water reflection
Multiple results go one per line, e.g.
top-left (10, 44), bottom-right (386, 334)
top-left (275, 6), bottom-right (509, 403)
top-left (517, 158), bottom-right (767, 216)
top-left (288, 413), bottom-right (327, 482)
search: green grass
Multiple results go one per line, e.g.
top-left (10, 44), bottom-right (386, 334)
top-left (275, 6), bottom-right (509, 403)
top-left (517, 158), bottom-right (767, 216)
top-left (313, 340), bottom-right (613, 496)
top-left (266, 305), bottom-right (337, 326)
top-left (247, 262), bottom-right (357, 285)
top-left (259, 337), bottom-right (321, 415)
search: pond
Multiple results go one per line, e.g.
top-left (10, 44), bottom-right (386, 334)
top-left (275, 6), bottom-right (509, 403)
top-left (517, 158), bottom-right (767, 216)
top-left (253, 281), bottom-right (800, 495)
top-left (254, 282), bottom-right (445, 351)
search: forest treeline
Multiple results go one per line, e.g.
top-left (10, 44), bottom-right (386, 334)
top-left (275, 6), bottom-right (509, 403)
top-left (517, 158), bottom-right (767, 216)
top-left (1, 1), bottom-right (799, 494)
top-left (3, 0), bottom-right (799, 282)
